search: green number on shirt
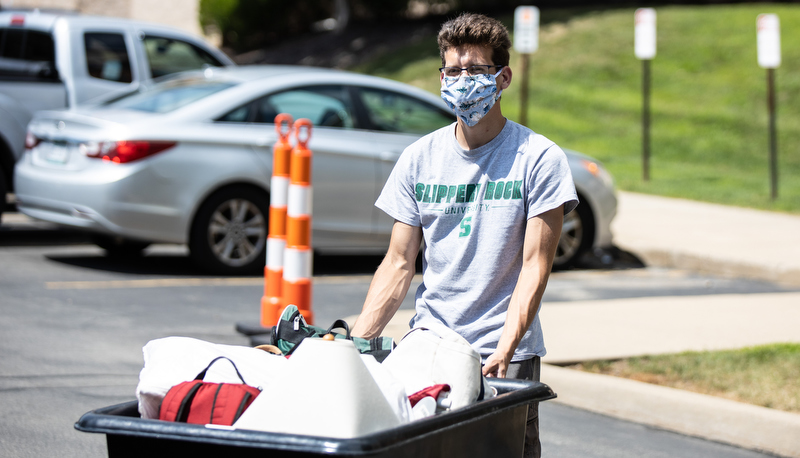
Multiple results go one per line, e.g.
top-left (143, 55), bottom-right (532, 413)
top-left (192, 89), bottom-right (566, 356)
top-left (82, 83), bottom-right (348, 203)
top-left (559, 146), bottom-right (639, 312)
top-left (459, 216), bottom-right (472, 237)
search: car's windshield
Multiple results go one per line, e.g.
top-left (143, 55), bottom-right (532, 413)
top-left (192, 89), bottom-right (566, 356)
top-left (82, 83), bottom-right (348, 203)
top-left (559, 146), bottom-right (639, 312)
top-left (108, 79), bottom-right (235, 113)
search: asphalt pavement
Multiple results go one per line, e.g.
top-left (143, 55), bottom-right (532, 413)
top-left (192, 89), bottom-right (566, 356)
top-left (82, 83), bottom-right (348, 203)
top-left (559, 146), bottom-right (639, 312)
top-left (368, 191), bottom-right (800, 458)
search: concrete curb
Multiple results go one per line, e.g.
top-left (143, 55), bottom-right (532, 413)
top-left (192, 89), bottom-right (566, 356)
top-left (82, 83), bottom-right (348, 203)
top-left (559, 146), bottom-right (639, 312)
top-left (541, 364), bottom-right (800, 458)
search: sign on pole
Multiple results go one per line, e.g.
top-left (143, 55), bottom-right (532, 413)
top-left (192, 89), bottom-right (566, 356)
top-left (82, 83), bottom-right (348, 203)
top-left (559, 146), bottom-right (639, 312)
top-left (757, 14), bottom-right (781, 69)
top-left (514, 6), bottom-right (539, 54)
top-left (635, 8), bottom-right (657, 60)
top-left (757, 14), bottom-right (781, 200)
top-left (635, 8), bottom-right (656, 181)
top-left (514, 6), bottom-right (539, 127)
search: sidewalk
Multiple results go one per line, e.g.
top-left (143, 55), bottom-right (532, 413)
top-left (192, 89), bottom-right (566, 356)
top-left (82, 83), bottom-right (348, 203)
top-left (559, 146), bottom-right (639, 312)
top-left (368, 192), bottom-right (800, 458)
top-left (612, 191), bottom-right (800, 287)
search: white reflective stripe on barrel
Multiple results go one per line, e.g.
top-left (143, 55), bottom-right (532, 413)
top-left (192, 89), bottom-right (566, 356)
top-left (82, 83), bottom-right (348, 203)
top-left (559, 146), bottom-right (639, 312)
top-left (283, 247), bottom-right (312, 281)
top-left (270, 176), bottom-right (290, 207)
top-left (267, 237), bottom-right (286, 268)
top-left (287, 184), bottom-right (312, 217)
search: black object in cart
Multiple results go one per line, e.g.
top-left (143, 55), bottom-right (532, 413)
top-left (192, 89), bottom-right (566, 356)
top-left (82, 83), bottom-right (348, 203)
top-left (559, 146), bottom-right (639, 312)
top-left (75, 378), bottom-right (556, 458)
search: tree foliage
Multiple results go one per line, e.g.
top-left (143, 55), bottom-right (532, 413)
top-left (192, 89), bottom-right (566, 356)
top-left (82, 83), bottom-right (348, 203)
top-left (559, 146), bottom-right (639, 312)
top-left (200, 0), bottom-right (408, 52)
top-left (200, 0), bottom-right (791, 53)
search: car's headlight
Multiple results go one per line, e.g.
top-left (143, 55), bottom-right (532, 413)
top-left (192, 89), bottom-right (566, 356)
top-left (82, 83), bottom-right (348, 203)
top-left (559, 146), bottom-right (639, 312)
top-left (580, 159), bottom-right (614, 189)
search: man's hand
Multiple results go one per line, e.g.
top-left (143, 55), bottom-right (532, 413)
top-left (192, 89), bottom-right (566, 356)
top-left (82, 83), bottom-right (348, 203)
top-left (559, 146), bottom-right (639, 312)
top-left (482, 351), bottom-right (511, 378)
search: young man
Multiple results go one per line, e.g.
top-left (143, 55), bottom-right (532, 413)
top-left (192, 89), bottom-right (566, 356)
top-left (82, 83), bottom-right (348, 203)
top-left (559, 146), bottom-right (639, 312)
top-left (352, 13), bottom-right (577, 457)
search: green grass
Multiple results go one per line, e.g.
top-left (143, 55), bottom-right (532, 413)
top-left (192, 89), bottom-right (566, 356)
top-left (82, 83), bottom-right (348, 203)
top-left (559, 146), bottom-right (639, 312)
top-left (353, 4), bottom-right (800, 213)
top-left (570, 343), bottom-right (800, 413)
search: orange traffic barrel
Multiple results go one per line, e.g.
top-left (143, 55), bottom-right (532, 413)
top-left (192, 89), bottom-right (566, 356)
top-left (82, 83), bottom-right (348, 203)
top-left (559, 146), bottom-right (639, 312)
top-left (261, 113), bottom-right (293, 327)
top-left (283, 118), bottom-right (314, 324)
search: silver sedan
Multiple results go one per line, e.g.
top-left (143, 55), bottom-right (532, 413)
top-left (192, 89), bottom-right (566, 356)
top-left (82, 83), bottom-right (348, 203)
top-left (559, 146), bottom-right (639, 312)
top-left (15, 66), bottom-right (616, 274)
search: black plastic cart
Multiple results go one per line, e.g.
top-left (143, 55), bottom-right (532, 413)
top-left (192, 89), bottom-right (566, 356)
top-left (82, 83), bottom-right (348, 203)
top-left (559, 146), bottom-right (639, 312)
top-left (75, 378), bottom-right (555, 458)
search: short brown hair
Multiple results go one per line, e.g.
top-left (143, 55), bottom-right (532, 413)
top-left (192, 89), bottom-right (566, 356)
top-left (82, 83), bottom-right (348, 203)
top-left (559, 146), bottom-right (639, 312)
top-left (438, 13), bottom-right (512, 67)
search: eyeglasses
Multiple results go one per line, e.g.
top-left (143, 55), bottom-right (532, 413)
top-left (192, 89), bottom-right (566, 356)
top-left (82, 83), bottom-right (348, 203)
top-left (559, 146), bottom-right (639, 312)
top-left (439, 65), bottom-right (504, 78)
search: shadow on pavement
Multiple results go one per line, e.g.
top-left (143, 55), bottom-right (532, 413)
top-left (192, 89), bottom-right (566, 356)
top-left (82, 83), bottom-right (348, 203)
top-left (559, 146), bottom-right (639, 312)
top-left (0, 227), bottom-right (91, 247)
top-left (560, 247), bottom-right (647, 273)
top-left (43, 251), bottom-right (394, 277)
top-left (313, 253), bottom-right (387, 275)
top-left (39, 246), bottom-right (645, 277)
top-left (44, 252), bottom-right (215, 276)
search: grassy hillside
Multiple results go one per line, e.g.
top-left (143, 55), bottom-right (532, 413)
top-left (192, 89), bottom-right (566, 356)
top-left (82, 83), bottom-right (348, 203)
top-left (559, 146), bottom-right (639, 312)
top-left (356, 4), bottom-right (800, 213)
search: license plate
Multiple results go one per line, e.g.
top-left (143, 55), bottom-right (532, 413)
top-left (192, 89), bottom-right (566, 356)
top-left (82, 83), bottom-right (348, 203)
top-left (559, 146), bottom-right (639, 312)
top-left (40, 143), bottom-right (70, 164)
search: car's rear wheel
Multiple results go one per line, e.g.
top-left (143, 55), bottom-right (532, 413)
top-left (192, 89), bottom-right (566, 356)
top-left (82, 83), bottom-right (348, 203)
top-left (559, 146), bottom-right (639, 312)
top-left (552, 199), bottom-right (594, 269)
top-left (190, 186), bottom-right (268, 275)
top-left (92, 234), bottom-right (150, 258)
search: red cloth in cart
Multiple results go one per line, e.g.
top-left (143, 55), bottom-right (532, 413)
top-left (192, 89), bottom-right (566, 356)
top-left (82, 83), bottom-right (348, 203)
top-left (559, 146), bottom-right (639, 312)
top-left (409, 384), bottom-right (451, 407)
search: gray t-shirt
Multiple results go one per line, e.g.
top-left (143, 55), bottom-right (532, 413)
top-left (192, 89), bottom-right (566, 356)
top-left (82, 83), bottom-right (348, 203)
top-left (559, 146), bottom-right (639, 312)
top-left (376, 120), bottom-right (578, 361)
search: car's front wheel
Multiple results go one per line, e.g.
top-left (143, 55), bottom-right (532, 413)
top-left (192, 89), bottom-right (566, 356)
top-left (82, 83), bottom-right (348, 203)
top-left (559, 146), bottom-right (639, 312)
top-left (552, 199), bottom-right (594, 269)
top-left (190, 186), bottom-right (269, 275)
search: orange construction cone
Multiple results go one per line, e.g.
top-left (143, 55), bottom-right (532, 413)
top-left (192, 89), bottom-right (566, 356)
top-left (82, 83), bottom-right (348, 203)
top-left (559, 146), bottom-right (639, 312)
top-left (260, 113), bottom-right (293, 328)
top-left (283, 118), bottom-right (314, 324)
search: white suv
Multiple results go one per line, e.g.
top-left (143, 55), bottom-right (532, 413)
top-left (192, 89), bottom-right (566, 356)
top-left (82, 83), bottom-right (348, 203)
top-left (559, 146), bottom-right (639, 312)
top-left (0, 10), bottom-right (234, 221)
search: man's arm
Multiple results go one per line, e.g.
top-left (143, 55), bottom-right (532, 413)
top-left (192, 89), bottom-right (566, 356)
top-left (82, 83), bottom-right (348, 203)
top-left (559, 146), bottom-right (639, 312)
top-left (482, 205), bottom-right (564, 378)
top-left (351, 221), bottom-right (422, 339)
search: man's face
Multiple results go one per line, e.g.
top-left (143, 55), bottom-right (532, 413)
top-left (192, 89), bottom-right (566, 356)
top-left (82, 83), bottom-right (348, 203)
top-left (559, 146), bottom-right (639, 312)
top-left (440, 45), bottom-right (511, 90)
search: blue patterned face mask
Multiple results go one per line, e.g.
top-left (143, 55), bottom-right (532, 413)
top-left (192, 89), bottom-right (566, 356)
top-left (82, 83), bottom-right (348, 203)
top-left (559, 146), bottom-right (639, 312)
top-left (440, 69), bottom-right (503, 127)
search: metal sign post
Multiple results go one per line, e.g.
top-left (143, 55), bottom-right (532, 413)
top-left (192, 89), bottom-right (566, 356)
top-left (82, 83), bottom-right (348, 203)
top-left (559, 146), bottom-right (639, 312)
top-left (757, 13), bottom-right (781, 200)
top-left (641, 59), bottom-right (651, 182)
top-left (514, 6), bottom-right (539, 127)
top-left (635, 8), bottom-right (656, 182)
